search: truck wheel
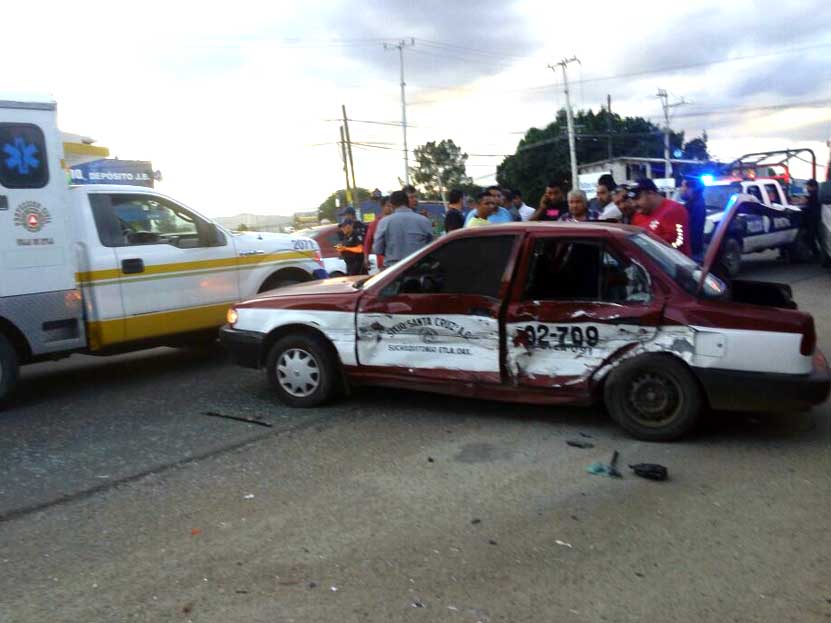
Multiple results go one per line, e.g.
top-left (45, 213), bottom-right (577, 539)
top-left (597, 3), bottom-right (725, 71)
top-left (604, 355), bottom-right (703, 442)
top-left (720, 237), bottom-right (742, 277)
top-left (0, 333), bottom-right (20, 405)
top-left (265, 334), bottom-right (338, 407)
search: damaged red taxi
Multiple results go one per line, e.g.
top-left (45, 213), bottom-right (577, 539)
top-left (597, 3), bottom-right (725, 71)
top-left (221, 201), bottom-right (830, 441)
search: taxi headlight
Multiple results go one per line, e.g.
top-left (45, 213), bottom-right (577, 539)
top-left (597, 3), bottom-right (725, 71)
top-left (226, 308), bottom-right (239, 326)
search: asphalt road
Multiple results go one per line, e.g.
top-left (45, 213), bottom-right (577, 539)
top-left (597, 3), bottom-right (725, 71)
top-left (1, 255), bottom-right (829, 622)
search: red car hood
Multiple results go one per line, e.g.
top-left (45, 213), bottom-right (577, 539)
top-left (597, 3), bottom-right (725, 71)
top-left (253, 275), bottom-right (364, 301)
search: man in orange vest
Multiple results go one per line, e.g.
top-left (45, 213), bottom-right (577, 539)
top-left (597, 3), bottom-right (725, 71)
top-left (336, 207), bottom-right (367, 276)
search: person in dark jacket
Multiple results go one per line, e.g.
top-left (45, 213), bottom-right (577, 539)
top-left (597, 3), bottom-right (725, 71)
top-left (680, 177), bottom-right (707, 263)
top-left (802, 179), bottom-right (821, 257)
top-left (444, 188), bottom-right (465, 232)
top-left (336, 207), bottom-right (367, 276)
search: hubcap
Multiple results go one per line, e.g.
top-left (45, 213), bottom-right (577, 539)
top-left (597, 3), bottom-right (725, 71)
top-left (276, 348), bottom-right (320, 397)
top-left (626, 372), bottom-right (681, 426)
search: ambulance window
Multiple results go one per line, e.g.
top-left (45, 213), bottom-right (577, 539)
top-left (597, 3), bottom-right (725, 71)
top-left (0, 123), bottom-right (49, 189)
top-left (93, 193), bottom-right (217, 248)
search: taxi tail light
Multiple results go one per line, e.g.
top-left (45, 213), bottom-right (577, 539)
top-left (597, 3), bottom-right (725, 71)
top-left (800, 317), bottom-right (816, 356)
top-left (226, 307), bottom-right (239, 326)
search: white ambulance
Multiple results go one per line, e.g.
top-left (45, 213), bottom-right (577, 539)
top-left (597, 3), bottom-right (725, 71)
top-left (0, 97), bottom-right (327, 402)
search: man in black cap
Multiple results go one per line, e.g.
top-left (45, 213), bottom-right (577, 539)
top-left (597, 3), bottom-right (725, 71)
top-left (630, 179), bottom-right (691, 256)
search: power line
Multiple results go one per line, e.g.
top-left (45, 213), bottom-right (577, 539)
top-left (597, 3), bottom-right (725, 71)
top-left (672, 98), bottom-right (831, 118)
top-left (417, 39), bottom-right (531, 62)
top-left (408, 41), bottom-right (831, 106)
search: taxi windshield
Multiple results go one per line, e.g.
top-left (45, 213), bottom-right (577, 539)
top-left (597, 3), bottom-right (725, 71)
top-left (629, 232), bottom-right (725, 298)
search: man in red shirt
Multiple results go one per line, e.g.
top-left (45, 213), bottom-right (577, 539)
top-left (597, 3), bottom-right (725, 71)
top-left (629, 179), bottom-right (692, 257)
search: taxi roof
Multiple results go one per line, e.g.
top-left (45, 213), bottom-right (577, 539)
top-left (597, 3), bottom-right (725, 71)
top-left (445, 221), bottom-right (641, 239)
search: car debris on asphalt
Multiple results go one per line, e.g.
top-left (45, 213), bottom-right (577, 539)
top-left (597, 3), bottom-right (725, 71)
top-left (567, 439), bottom-right (595, 449)
top-left (629, 463), bottom-right (669, 481)
top-left (587, 450), bottom-right (623, 478)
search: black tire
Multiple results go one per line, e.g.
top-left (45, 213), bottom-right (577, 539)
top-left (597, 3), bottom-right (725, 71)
top-left (329, 271), bottom-right (345, 278)
top-left (0, 333), bottom-right (20, 405)
top-left (720, 237), bottom-right (742, 278)
top-left (604, 354), bottom-right (703, 441)
top-left (265, 334), bottom-right (338, 407)
top-left (785, 233), bottom-right (814, 264)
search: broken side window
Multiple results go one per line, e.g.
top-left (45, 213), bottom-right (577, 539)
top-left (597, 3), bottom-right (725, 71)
top-left (525, 239), bottom-right (602, 301)
top-left (524, 239), bottom-right (651, 304)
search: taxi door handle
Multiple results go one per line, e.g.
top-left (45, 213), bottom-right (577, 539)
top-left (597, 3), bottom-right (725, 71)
top-left (121, 258), bottom-right (145, 274)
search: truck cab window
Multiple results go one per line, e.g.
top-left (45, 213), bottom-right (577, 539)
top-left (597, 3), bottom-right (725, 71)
top-left (385, 235), bottom-right (515, 298)
top-left (0, 123), bottom-right (49, 189)
top-left (764, 184), bottom-right (781, 205)
top-left (746, 186), bottom-right (764, 202)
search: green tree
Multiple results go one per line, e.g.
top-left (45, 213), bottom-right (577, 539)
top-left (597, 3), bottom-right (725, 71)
top-left (497, 109), bottom-right (695, 208)
top-left (236, 223), bottom-right (249, 231)
top-left (683, 137), bottom-right (709, 161)
top-left (411, 139), bottom-right (473, 200)
top-left (317, 187), bottom-right (372, 222)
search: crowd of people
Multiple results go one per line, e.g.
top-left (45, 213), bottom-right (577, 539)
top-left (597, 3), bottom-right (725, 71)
top-left (332, 175), bottom-right (718, 276)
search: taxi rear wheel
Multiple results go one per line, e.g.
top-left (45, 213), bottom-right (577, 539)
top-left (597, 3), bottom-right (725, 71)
top-left (265, 334), bottom-right (337, 407)
top-left (604, 355), bottom-right (702, 441)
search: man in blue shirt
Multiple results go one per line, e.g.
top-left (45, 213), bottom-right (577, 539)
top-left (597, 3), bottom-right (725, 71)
top-left (463, 186), bottom-right (514, 226)
top-left (373, 191), bottom-right (434, 266)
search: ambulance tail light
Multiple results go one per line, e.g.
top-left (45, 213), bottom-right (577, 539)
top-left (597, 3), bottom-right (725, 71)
top-left (800, 317), bottom-right (816, 356)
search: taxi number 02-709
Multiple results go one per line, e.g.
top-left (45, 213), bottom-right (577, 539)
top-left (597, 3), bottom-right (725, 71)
top-left (522, 323), bottom-right (600, 349)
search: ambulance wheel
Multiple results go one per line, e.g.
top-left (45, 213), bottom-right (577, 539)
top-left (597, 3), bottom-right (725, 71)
top-left (265, 334), bottom-right (338, 407)
top-left (720, 237), bottom-right (742, 277)
top-left (604, 354), bottom-right (702, 442)
top-left (0, 334), bottom-right (20, 405)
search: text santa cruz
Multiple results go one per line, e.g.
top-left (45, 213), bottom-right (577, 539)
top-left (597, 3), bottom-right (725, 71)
top-left (383, 316), bottom-right (475, 340)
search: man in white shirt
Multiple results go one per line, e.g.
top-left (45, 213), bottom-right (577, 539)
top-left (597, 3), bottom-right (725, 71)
top-left (511, 189), bottom-right (535, 221)
top-left (596, 177), bottom-right (622, 221)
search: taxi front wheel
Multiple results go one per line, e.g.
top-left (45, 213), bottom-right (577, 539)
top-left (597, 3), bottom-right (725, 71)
top-left (604, 354), bottom-right (703, 442)
top-left (265, 334), bottom-right (338, 407)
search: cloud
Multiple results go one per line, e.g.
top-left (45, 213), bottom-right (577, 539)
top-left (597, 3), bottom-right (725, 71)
top-left (320, 0), bottom-right (540, 85)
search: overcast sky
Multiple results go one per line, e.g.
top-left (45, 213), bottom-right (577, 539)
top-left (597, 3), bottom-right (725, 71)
top-left (6, 0), bottom-right (831, 217)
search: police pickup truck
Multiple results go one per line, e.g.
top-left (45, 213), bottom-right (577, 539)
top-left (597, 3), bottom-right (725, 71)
top-left (0, 97), bottom-right (326, 403)
top-left (702, 178), bottom-right (809, 275)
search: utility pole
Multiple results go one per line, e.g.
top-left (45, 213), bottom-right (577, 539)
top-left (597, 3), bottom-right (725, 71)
top-left (339, 126), bottom-right (352, 208)
top-left (341, 104), bottom-right (358, 211)
top-left (384, 38), bottom-right (415, 185)
top-left (549, 56), bottom-right (580, 190)
top-left (656, 89), bottom-right (687, 179)
top-left (606, 94), bottom-right (613, 160)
